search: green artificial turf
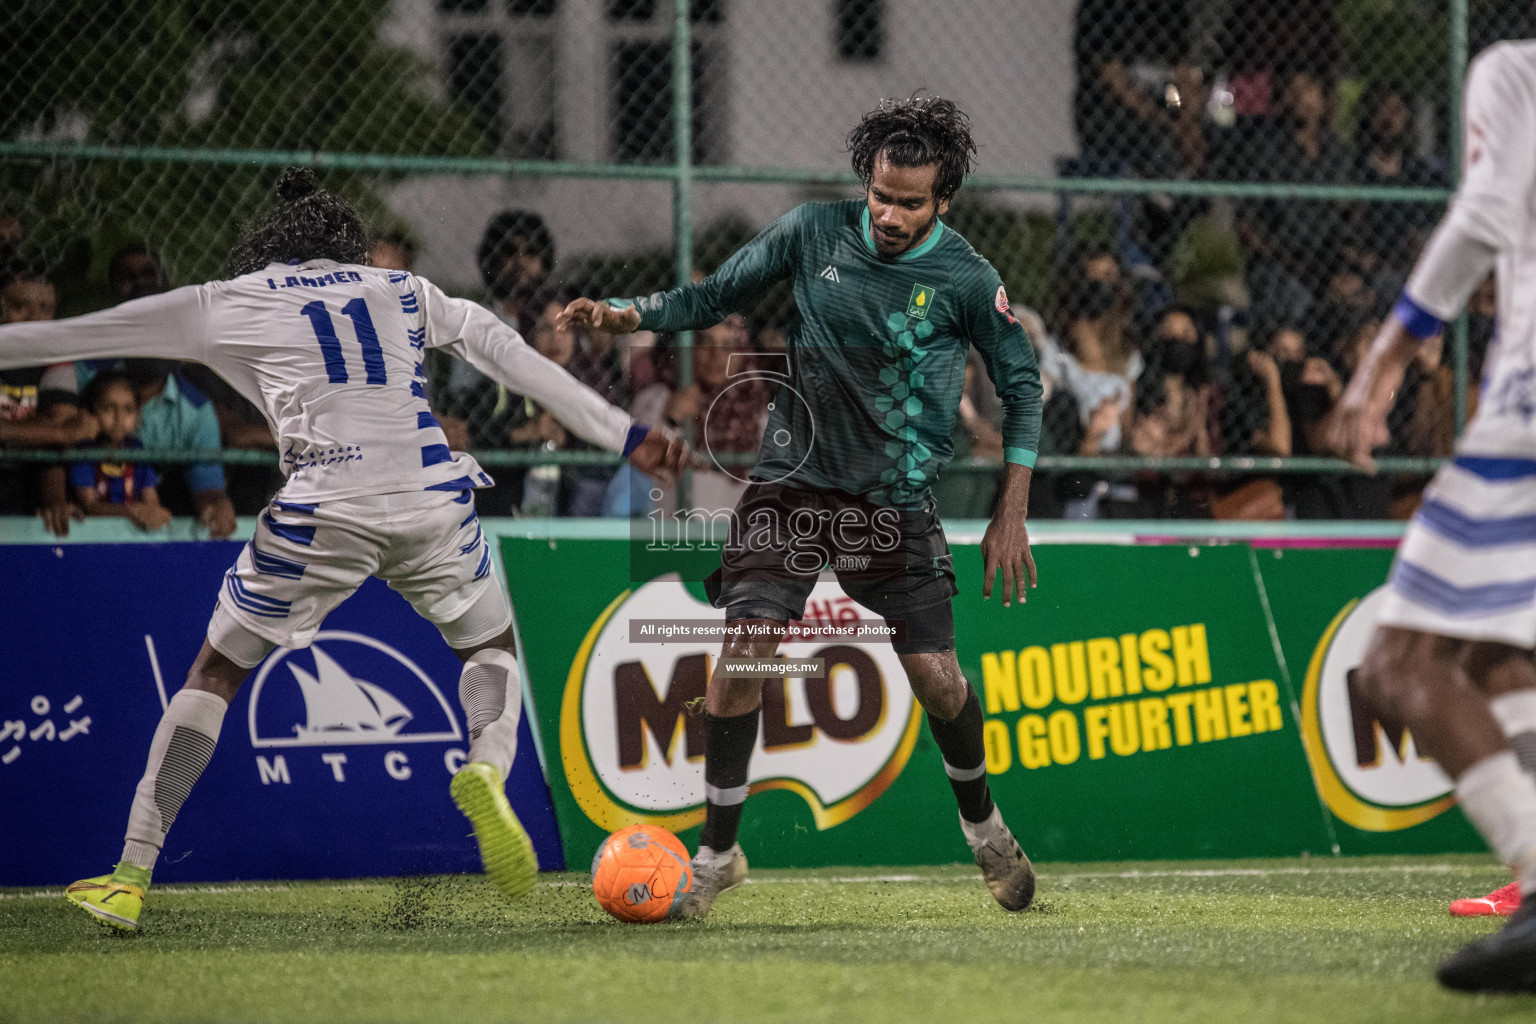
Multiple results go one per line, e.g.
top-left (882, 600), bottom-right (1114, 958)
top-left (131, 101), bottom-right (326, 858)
top-left (2, 856), bottom-right (1533, 1022)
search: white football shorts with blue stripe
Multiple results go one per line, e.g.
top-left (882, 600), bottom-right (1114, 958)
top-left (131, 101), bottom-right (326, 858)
top-left (1378, 455), bottom-right (1536, 647)
top-left (216, 487), bottom-right (507, 651)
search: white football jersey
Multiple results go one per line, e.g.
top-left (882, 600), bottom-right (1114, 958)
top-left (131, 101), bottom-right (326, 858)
top-left (1406, 41), bottom-right (1536, 454)
top-left (0, 260), bottom-right (632, 503)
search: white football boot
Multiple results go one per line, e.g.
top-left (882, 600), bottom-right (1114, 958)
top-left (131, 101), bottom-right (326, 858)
top-left (961, 806), bottom-right (1036, 912)
top-left (675, 843), bottom-right (748, 920)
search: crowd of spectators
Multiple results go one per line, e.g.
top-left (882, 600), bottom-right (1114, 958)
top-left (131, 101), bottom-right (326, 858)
top-left (0, 0), bottom-right (1492, 528)
top-left (1044, 0), bottom-right (1478, 519)
top-left (0, 200), bottom-right (1477, 532)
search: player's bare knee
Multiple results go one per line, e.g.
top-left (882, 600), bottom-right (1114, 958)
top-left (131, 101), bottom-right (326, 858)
top-left (1357, 628), bottom-right (1464, 727)
top-left (903, 653), bottom-right (967, 720)
top-left (453, 625), bottom-right (518, 663)
top-left (1459, 641), bottom-right (1536, 696)
top-left (185, 640), bottom-right (253, 703)
top-left (1354, 629), bottom-right (1422, 721)
top-left (915, 683), bottom-right (967, 721)
top-left (722, 618), bottom-right (784, 658)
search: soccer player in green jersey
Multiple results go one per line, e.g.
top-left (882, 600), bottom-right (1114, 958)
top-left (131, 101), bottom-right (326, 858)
top-left (560, 96), bottom-right (1042, 918)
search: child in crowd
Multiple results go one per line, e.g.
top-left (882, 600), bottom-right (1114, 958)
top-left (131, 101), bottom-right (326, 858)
top-left (70, 371), bottom-right (170, 530)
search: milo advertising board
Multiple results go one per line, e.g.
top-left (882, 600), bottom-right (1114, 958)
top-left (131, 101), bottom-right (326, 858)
top-left (1258, 543), bottom-right (1482, 854)
top-left (502, 528), bottom-right (1482, 868)
top-left (560, 576), bottom-right (920, 835)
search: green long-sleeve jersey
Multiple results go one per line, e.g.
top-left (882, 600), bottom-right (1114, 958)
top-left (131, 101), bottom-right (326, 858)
top-left (617, 199), bottom-right (1042, 508)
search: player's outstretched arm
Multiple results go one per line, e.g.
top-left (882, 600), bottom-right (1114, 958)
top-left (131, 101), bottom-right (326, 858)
top-left (559, 205), bottom-right (807, 336)
top-left (1332, 47), bottom-right (1531, 472)
top-left (0, 287), bottom-right (209, 370)
top-left (424, 284), bottom-right (630, 447)
top-left (422, 280), bottom-right (702, 478)
top-left (981, 463), bottom-right (1036, 607)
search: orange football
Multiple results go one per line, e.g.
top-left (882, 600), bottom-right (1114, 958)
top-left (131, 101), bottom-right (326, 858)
top-left (591, 824), bottom-right (693, 923)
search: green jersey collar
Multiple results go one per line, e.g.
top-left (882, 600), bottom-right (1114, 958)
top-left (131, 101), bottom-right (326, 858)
top-left (861, 206), bottom-right (946, 262)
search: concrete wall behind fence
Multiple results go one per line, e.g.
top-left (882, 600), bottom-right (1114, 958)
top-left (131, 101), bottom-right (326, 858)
top-left (384, 0), bottom-right (1077, 292)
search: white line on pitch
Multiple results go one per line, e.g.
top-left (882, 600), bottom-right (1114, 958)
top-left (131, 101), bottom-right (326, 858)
top-left (1, 882), bottom-right (376, 900)
top-left (543, 863), bottom-right (1488, 888)
top-left (3, 862), bottom-right (1495, 900)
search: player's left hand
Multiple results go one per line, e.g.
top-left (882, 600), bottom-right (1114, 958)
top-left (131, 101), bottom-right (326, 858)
top-left (1328, 389), bottom-right (1392, 473)
top-left (558, 298), bottom-right (642, 335)
top-left (628, 426), bottom-right (707, 483)
top-left (1328, 315), bottom-right (1418, 473)
top-left (981, 514), bottom-right (1036, 608)
top-left (198, 496), bottom-right (238, 539)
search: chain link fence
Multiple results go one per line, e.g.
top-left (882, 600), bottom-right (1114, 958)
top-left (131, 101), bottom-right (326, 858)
top-left (0, 0), bottom-right (1515, 521)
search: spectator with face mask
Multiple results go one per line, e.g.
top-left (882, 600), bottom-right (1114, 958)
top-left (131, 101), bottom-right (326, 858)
top-left (1032, 245), bottom-right (1146, 517)
top-left (1217, 323), bottom-right (1295, 459)
top-left (1281, 310), bottom-right (1396, 519)
top-left (1131, 306), bottom-right (1214, 459)
top-left (1038, 244), bottom-right (1143, 458)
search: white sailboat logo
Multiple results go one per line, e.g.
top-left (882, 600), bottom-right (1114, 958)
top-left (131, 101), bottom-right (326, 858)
top-left (246, 632), bottom-right (464, 749)
top-left (289, 647), bottom-right (413, 738)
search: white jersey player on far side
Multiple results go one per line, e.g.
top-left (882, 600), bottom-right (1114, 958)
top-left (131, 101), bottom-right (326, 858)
top-left (0, 169), bottom-right (696, 933)
top-left (1332, 38), bottom-right (1536, 993)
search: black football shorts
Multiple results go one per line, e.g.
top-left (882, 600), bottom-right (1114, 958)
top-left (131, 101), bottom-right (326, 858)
top-left (702, 481), bottom-right (958, 654)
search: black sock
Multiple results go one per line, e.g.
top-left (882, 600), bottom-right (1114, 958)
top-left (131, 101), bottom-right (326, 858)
top-left (927, 684), bottom-right (995, 823)
top-left (699, 708), bottom-right (760, 852)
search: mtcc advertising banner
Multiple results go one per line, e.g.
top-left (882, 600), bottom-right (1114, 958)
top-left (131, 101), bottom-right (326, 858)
top-left (503, 533), bottom-right (1484, 870)
top-left (1, 541), bottom-right (563, 886)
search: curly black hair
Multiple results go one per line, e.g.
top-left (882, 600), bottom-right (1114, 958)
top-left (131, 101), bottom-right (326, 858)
top-left (227, 168), bottom-right (368, 277)
top-left (847, 95), bottom-right (977, 204)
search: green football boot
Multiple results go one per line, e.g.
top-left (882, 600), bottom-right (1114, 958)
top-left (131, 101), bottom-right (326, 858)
top-left (450, 761), bottom-right (538, 899)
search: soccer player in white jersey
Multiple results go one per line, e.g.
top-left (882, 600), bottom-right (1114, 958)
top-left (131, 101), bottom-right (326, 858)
top-left (0, 170), bottom-right (695, 932)
top-left (1332, 39), bottom-right (1536, 992)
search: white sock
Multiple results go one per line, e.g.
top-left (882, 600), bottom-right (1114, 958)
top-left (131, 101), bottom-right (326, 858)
top-left (692, 844), bottom-right (738, 864)
top-left (959, 805), bottom-right (1007, 849)
top-left (460, 649), bottom-right (521, 780)
top-left (121, 689), bottom-right (228, 870)
top-left (1490, 690), bottom-right (1536, 777)
top-left (1456, 751), bottom-right (1536, 896)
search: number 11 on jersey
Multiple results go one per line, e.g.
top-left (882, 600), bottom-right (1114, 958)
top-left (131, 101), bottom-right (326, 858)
top-left (300, 298), bottom-right (386, 385)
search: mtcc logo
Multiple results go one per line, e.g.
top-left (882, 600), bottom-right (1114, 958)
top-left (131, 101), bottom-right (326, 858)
top-left (561, 574), bottom-right (921, 832)
top-left (1300, 587), bottom-right (1456, 831)
top-left (246, 632), bottom-right (464, 785)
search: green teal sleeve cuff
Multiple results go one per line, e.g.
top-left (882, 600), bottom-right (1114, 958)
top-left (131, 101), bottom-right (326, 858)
top-left (1004, 447), bottom-right (1037, 468)
top-left (605, 297), bottom-right (653, 331)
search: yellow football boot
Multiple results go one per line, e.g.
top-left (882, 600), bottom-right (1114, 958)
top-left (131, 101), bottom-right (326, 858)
top-left (64, 865), bottom-right (148, 932)
top-left (450, 761), bottom-right (538, 899)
